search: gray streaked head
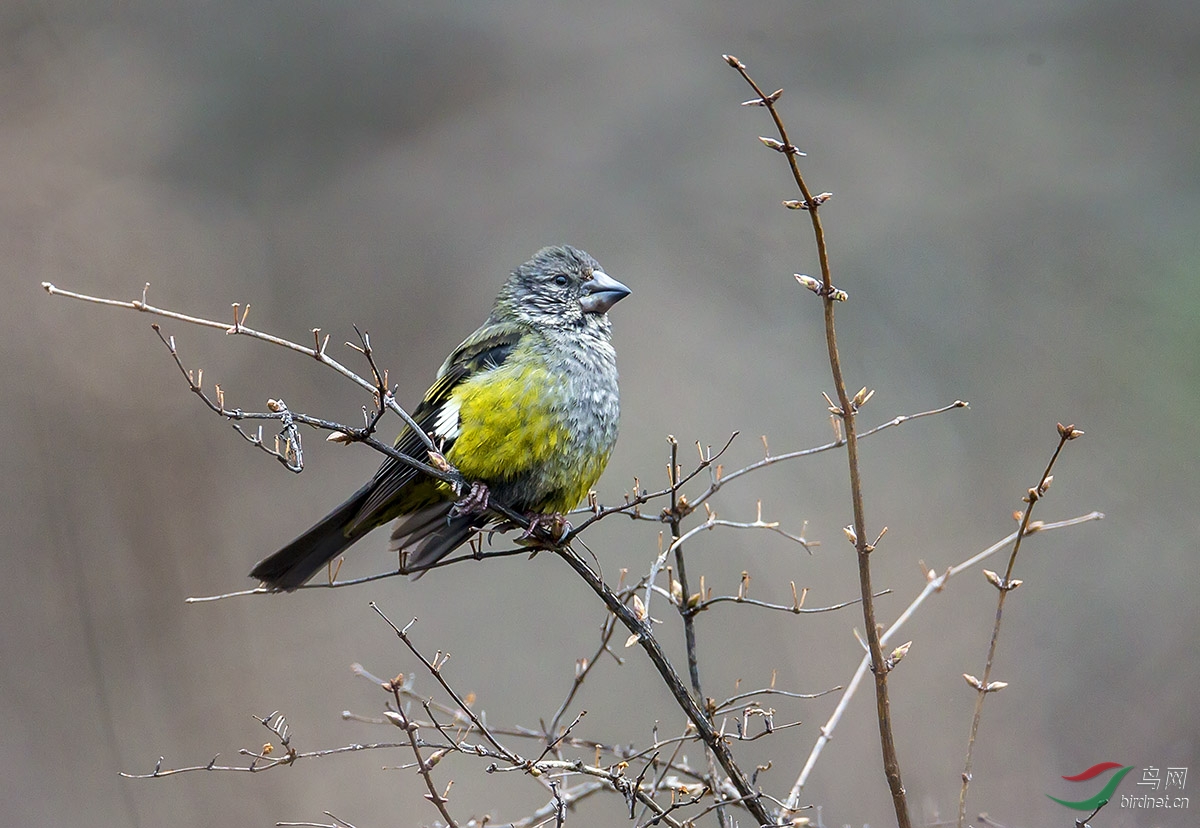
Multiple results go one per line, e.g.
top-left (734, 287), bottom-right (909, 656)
top-left (494, 245), bottom-right (630, 330)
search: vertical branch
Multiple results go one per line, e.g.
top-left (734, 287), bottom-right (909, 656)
top-left (724, 54), bottom-right (912, 828)
top-left (665, 437), bottom-right (727, 827)
top-left (956, 424), bottom-right (1083, 828)
top-left (384, 678), bottom-right (459, 828)
top-left (669, 437), bottom-right (705, 699)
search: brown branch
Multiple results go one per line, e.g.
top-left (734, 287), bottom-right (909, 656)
top-left (956, 423), bottom-right (1084, 828)
top-left (550, 545), bottom-right (772, 826)
top-left (42, 280), bottom-right (438, 454)
top-left (370, 608), bottom-right (523, 767)
top-left (573, 400), bottom-right (968, 533)
top-left (384, 679), bottom-right (460, 828)
top-left (547, 605), bottom-right (627, 737)
top-left (119, 712), bottom-right (409, 779)
top-left (691, 588), bottom-right (889, 616)
top-left (686, 399), bottom-right (968, 513)
top-left (725, 53), bottom-right (911, 828)
top-left (786, 509), bottom-right (1103, 807)
top-left (661, 436), bottom-right (731, 828)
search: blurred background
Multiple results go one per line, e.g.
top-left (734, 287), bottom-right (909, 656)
top-left (5, 2), bottom-right (1197, 826)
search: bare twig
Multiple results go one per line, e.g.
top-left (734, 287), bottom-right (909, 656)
top-left (786, 510), bottom-right (1103, 808)
top-left (685, 400), bottom-right (968, 513)
top-left (712, 685), bottom-right (841, 716)
top-left (120, 712), bottom-right (409, 779)
top-left (956, 424), bottom-right (1084, 828)
top-left (42, 281), bottom-right (437, 454)
top-left (660, 435), bottom-right (731, 828)
top-left (384, 679), bottom-right (460, 828)
top-left (277, 811), bottom-right (358, 828)
top-left (726, 52), bottom-right (911, 827)
top-left (550, 544), bottom-right (772, 826)
top-left (370, 607), bottom-right (523, 766)
top-left (691, 588), bottom-right (889, 615)
top-left (547, 606), bottom-right (627, 736)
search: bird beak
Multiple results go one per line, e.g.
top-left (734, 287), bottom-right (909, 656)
top-left (579, 270), bottom-right (631, 315)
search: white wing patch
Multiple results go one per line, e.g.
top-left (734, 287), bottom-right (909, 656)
top-left (432, 396), bottom-right (461, 441)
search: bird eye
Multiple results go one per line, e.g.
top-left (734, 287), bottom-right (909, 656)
top-left (553, 274), bottom-right (570, 287)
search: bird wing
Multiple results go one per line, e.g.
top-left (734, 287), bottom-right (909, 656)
top-left (345, 321), bottom-right (523, 533)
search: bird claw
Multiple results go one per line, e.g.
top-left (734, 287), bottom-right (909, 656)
top-left (450, 481), bottom-right (491, 518)
top-left (521, 512), bottom-right (572, 545)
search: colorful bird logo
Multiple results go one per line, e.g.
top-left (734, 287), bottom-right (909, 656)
top-left (1047, 762), bottom-right (1135, 810)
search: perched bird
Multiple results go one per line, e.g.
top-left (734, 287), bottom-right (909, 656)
top-left (250, 245), bottom-right (629, 591)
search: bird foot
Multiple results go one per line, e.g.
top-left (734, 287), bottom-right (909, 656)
top-left (450, 481), bottom-right (491, 518)
top-left (521, 512), bottom-right (572, 545)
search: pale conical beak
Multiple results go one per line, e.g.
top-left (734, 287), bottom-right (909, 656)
top-left (579, 270), bottom-right (631, 315)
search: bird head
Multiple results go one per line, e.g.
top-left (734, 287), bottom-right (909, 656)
top-left (496, 245), bottom-right (630, 331)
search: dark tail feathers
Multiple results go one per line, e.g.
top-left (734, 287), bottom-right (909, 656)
top-left (249, 484), bottom-right (373, 591)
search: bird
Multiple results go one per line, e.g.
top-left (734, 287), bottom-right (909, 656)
top-left (249, 245), bottom-right (629, 591)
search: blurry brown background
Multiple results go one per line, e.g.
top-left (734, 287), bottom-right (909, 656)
top-left (5, 2), bottom-right (1198, 826)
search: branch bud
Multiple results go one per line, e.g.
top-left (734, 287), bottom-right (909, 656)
top-left (795, 273), bottom-right (822, 293)
top-left (852, 387), bottom-right (875, 409)
top-left (632, 593), bottom-right (648, 622)
top-left (1057, 422), bottom-right (1084, 440)
top-left (740, 89), bottom-right (782, 107)
top-left (887, 641), bottom-right (912, 670)
top-left (383, 710), bottom-right (407, 729)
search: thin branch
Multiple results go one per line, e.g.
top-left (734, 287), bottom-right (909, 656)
top-left (550, 544), bottom-right (772, 826)
top-left (712, 685), bottom-right (841, 716)
top-left (645, 503), bottom-right (812, 623)
top-left (277, 811), bottom-right (358, 828)
top-left (691, 588), bottom-right (889, 616)
top-left (385, 680), bottom-right (460, 828)
top-left (572, 400), bottom-right (967, 534)
top-left (370, 607), bottom-right (523, 766)
top-left (42, 281), bottom-right (437, 453)
top-left (547, 609), bottom-right (626, 736)
top-left (726, 52), bottom-right (911, 827)
top-left (686, 400), bottom-right (968, 513)
top-left (566, 433), bottom-right (740, 536)
top-left (120, 712), bottom-right (410, 778)
top-left (660, 435), bottom-right (731, 828)
top-left (489, 782), bottom-right (607, 828)
top-left (785, 509), bottom-right (1103, 809)
top-left (956, 424), bottom-right (1083, 828)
